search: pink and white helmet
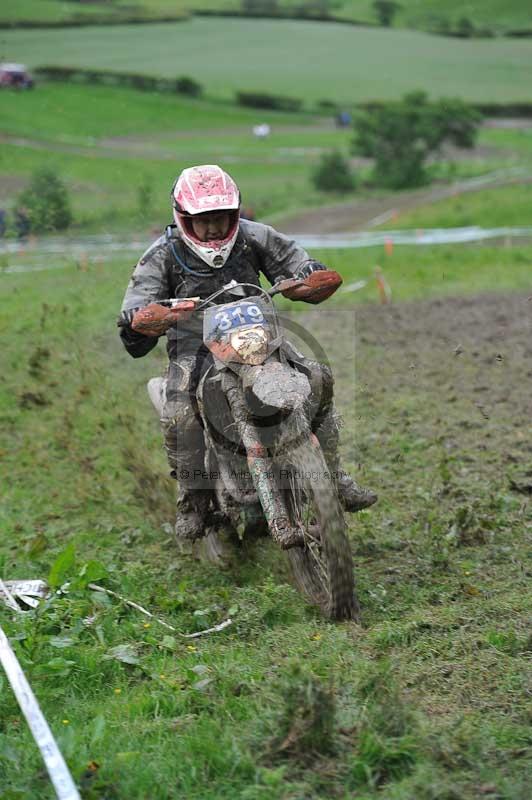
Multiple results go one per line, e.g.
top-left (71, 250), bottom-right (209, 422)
top-left (171, 164), bottom-right (241, 268)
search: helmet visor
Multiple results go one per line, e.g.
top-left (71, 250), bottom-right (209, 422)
top-left (178, 209), bottom-right (240, 250)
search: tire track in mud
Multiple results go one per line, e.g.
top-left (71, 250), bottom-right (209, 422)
top-left (274, 171), bottom-right (532, 234)
top-left (308, 292), bottom-right (532, 506)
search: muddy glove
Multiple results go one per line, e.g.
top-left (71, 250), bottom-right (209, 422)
top-left (131, 301), bottom-right (196, 337)
top-left (281, 269), bottom-right (342, 304)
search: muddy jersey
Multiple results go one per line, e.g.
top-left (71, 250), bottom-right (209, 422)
top-left (119, 219), bottom-right (324, 360)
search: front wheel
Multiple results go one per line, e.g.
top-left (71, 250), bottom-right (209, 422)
top-left (280, 438), bottom-right (358, 620)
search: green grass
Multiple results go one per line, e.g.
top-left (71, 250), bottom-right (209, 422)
top-left (482, 125), bottom-right (532, 157)
top-left (0, 138), bottom-right (347, 229)
top-left (2, 83), bottom-right (532, 236)
top-left (3, 0), bottom-right (532, 35)
top-left (0, 83), bottom-right (315, 142)
top-left (3, 19), bottom-right (532, 105)
top-left (0, 82), bottom-right (356, 228)
top-left (374, 183), bottom-right (532, 231)
top-left (284, 0), bottom-right (532, 33)
top-left (1, 248), bottom-right (531, 798)
top-left (389, 0), bottom-right (532, 33)
top-left (364, 125), bottom-right (532, 232)
top-left (308, 242), bottom-right (532, 302)
top-left (0, 0), bottom-right (190, 24)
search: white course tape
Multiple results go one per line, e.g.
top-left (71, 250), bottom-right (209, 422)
top-left (0, 624), bottom-right (81, 800)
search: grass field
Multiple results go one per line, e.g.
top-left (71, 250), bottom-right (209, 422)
top-left (374, 182), bottom-right (532, 231)
top-left (0, 83), bottom-right (315, 141)
top-left (3, 0), bottom-right (532, 35)
top-left (2, 81), bottom-right (532, 235)
top-left (1, 247), bottom-right (531, 798)
top-left (482, 126), bottom-right (532, 157)
top-left (3, 19), bottom-right (532, 105)
top-left (382, 122), bottom-right (532, 232)
top-left (384, 0), bottom-right (532, 33)
top-left (2, 85), bottom-right (532, 235)
top-left (0, 0), bottom-right (190, 25)
top-left (0, 83), bottom-right (350, 227)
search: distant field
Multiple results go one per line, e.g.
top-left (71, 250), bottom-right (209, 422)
top-left (373, 182), bottom-right (532, 231)
top-left (0, 83), bottom-right (355, 227)
top-left (367, 126), bottom-right (532, 230)
top-left (0, 138), bottom-right (329, 230)
top-left (0, 83), bottom-right (315, 141)
top-left (3, 0), bottom-right (532, 35)
top-left (0, 0), bottom-right (189, 24)
top-left (287, 0), bottom-right (532, 33)
top-left (3, 19), bottom-right (532, 105)
top-left (1, 83), bottom-right (530, 235)
top-left (369, 0), bottom-right (532, 33)
top-left (482, 126), bottom-right (532, 157)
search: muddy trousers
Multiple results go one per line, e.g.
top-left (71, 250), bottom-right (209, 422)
top-left (147, 354), bottom-right (341, 493)
top-left (147, 354), bottom-right (207, 492)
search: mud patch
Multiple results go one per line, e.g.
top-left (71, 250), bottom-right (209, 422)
top-left (303, 291), bottom-right (532, 505)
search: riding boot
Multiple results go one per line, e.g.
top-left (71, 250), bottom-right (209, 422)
top-left (175, 490), bottom-right (211, 541)
top-left (315, 405), bottom-right (378, 513)
top-left (335, 472), bottom-right (378, 512)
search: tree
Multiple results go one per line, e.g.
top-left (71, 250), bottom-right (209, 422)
top-left (174, 75), bottom-right (203, 97)
top-left (373, 1), bottom-right (400, 27)
top-left (312, 150), bottom-right (356, 193)
top-left (17, 167), bottom-right (73, 233)
top-left (352, 92), bottom-right (481, 189)
top-left (457, 16), bottom-right (474, 37)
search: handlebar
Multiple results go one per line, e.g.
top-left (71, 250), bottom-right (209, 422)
top-left (159, 278), bottom-right (306, 313)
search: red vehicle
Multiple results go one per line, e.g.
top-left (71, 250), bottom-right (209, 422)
top-left (0, 63), bottom-right (34, 89)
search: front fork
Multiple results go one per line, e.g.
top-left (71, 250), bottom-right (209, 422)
top-left (222, 371), bottom-right (303, 549)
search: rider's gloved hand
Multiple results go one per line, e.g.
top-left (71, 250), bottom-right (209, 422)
top-left (281, 269), bottom-right (342, 304)
top-left (131, 301), bottom-right (196, 337)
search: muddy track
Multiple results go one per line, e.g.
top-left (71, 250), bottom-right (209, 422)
top-left (275, 173), bottom-right (532, 234)
top-left (307, 292), bottom-right (532, 493)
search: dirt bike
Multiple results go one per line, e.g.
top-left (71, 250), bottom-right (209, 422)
top-left (166, 278), bottom-right (358, 621)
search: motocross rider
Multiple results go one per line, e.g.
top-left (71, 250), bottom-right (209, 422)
top-left (118, 165), bottom-right (377, 540)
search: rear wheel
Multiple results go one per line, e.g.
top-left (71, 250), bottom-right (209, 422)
top-left (281, 440), bottom-right (358, 620)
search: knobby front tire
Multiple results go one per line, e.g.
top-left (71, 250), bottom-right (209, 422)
top-left (280, 440), bottom-right (358, 621)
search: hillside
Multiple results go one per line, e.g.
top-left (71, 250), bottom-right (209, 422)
top-left (3, 20), bottom-right (532, 105)
top-left (2, 0), bottom-right (532, 35)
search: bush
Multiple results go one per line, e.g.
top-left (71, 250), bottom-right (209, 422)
top-left (312, 150), bottom-right (356, 193)
top-left (34, 66), bottom-right (203, 98)
top-left (373, 1), bottom-right (400, 27)
top-left (428, 15), bottom-right (451, 35)
top-left (456, 16), bottom-right (474, 37)
top-left (174, 76), bottom-right (202, 97)
top-left (317, 99), bottom-right (338, 111)
top-left (236, 91), bottom-right (302, 112)
top-left (352, 91), bottom-right (482, 189)
top-left (17, 168), bottom-right (72, 233)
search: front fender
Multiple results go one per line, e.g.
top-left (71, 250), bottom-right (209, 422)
top-left (243, 361), bottom-right (311, 412)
